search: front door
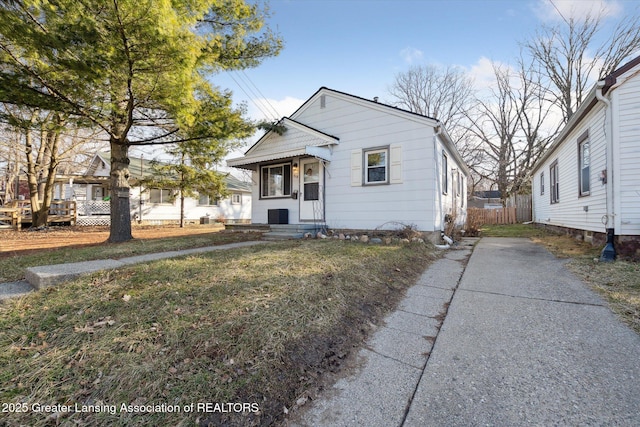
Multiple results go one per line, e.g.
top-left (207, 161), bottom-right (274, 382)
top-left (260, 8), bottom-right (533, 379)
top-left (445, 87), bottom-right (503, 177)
top-left (299, 159), bottom-right (323, 221)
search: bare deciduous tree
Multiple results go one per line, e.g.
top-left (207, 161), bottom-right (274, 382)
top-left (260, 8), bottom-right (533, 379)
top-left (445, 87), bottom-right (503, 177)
top-left (388, 64), bottom-right (475, 143)
top-left (468, 57), bottom-right (560, 201)
top-left (526, 9), bottom-right (640, 122)
top-left (0, 104), bottom-right (105, 225)
top-left (388, 64), bottom-right (483, 192)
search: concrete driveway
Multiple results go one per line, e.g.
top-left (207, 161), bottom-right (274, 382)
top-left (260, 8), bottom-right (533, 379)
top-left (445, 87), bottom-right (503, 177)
top-left (292, 237), bottom-right (640, 426)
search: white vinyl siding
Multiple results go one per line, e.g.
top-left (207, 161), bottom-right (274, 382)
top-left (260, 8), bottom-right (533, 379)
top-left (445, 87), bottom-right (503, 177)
top-left (615, 71), bottom-right (640, 235)
top-left (532, 103), bottom-right (608, 233)
top-left (307, 94), bottom-right (439, 230)
top-left (247, 89), bottom-right (468, 231)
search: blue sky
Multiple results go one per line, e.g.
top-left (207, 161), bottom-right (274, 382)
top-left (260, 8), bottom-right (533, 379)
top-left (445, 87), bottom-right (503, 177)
top-left (215, 0), bottom-right (638, 126)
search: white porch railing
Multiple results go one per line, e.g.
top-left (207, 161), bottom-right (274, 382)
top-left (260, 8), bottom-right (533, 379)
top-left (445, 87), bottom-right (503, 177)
top-left (77, 200), bottom-right (110, 216)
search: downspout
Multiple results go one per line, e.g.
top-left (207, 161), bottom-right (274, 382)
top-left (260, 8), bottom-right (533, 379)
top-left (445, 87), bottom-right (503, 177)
top-left (433, 124), bottom-right (453, 247)
top-left (433, 125), bottom-right (443, 237)
top-left (595, 81), bottom-right (616, 261)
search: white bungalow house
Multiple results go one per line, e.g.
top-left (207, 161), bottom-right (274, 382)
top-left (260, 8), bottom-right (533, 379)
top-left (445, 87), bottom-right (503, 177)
top-left (54, 152), bottom-right (251, 225)
top-left (531, 55), bottom-right (640, 258)
top-left (227, 87), bottom-right (469, 241)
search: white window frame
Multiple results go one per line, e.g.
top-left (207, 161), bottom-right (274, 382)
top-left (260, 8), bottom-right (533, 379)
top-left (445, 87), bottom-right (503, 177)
top-left (550, 160), bottom-right (559, 204)
top-left (198, 194), bottom-right (218, 206)
top-left (540, 171), bottom-right (545, 195)
top-left (260, 163), bottom-right (292, 198)
top-left (578, 132), bottom-right (590, 197)
top-left (149, 188), bottom-right (173, 205)
top-left (442, 152), bottom-right (448, 195)
top-left (364, 147), bottom-right (389, 185)
top-left (231, 193), bottom-right (242, 205)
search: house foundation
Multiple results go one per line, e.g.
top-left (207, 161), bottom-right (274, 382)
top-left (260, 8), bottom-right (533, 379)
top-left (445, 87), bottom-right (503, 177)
top-left (534, 223), bottom-right (640, 260)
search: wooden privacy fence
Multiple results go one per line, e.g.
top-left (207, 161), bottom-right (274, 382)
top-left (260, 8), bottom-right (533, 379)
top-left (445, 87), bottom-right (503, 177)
top-left (505, 194), bottom-right (532, 222)
top-left (467, 207), bottom-right (517, 225)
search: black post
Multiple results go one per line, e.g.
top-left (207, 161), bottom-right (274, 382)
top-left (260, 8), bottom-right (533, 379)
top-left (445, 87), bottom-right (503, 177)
top-left (600, 228), bottom-right (616, 262)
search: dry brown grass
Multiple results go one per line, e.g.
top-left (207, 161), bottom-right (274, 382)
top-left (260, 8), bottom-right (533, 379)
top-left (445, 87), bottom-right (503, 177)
top-left (0, 239), bottom-right (436, 426)
top-left (568, 257), bottom-right (640, 334)
top-left (0, 229), bottom-right (263, 282)
top-left (525, 228), bottom-right (639, 335)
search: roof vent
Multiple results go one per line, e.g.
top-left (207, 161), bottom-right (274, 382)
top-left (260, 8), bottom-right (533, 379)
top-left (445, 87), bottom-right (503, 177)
top-left (373, 96), bottom-right (379, 102)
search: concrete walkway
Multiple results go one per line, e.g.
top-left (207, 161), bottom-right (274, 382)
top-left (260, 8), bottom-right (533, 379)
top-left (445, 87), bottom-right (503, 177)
top-left (0, 240), bottom-right (269, 299)
top-left (291, 237), bottom-right (640, 426)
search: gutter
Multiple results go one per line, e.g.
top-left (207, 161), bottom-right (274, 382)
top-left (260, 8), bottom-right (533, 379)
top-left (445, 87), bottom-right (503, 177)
top-left (595, 80), bottom-right (616, 261)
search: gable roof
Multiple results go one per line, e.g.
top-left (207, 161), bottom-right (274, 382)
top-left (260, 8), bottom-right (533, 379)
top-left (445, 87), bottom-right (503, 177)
top-left (86, 151), bottom-right (157, 179)
top-left (228, 86), bottom-right (469, 176)
top-left (297, 87), bottom-right (469, 177)
top-left (291, 86), bottom-right (440, 124)
top-left (87, 152), bottom-right (251, 192)
top-left (532, 54), bottom-right (640, 174)
top-left (227, 117), bottom-right (339, 169)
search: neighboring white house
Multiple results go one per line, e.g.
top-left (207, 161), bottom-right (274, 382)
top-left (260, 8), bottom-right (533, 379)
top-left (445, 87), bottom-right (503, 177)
top-left (53, 152), bottom-right (252, 225)
top-left (531, 55), bottom-right (640, 258)
top-left (227, 87), bottom-right (469, 241)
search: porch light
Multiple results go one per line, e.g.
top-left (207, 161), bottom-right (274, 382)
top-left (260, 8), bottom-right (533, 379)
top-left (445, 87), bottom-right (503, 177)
top-left (292, 163), bottom-right (299, 177)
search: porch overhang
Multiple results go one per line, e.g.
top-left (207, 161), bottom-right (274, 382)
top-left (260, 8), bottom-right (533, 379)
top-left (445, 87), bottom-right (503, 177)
top-left (227, 145), bottom-right (333, 170)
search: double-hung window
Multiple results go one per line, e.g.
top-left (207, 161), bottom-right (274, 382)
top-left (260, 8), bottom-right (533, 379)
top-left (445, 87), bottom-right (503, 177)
top-left (261, 163), bottom-right (291, 198)
top-left (578, 132), bottom-right (590, 196)
top-left (364, 148), bottom-right (388, 184)
top-left (540, 172), bottom-right (545, 195)
top-left (442, 152), bottom-right (448, 194)
top-left (198, 194), bottom-right (218, 206)
top-left (550, 160), bottom-right (559, 204)
top-left (149, 188), bottom-right (173, 204)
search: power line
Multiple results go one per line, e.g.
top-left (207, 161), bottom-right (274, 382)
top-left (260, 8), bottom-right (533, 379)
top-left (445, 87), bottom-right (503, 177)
top-left (548, 0), bottom-right (570, 25)
top-left (229, 71), bottom-right (280, 122)
top-left (239, 70), bottom-right (281, 120)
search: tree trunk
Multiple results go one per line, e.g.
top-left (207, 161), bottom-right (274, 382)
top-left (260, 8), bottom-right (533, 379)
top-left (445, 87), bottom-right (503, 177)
top-left (24, 126), bottom-right (46, 227)
top-left (109, 142), bottom-right (133, 243)
top-left (180, 192), bottom-right (185, 228)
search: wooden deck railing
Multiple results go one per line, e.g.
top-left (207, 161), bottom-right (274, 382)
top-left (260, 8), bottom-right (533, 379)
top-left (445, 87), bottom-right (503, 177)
top-left (0, 207), bottom-right (21, 230)
top-left (0, 200), bottom-right (77, 229)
